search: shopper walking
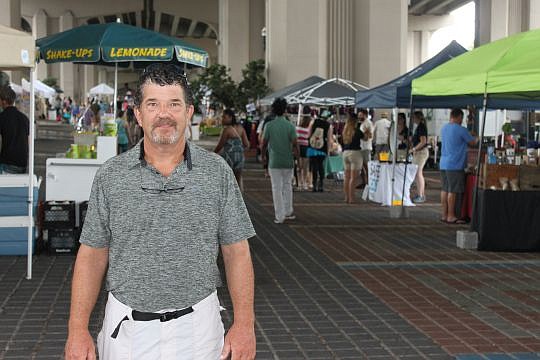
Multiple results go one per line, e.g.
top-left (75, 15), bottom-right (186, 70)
top-left (214, 108), bottom-right (250, 190)
top-left (307, 110), bottom-right (334, 192)
top-left (0, 86), bottom-right (29, 174)
top-left (262, 98), bottom-right (299, 224)
top-left (373, 111), bottom-right (391, 156)
top-left (65, 63), bottom-right (256, 360)
top-left (296, 114), bottom-right (311, 190)
top-left (341, 112), bottom-right (365, 204)
top-left (410, 111), bottom-right (429, 203)
top-left (115, 109), bottom-right (129, 153)
top-left (358, 108), bottom-right (373, 188)
top-left (440, 108), bottom-right (478, 224)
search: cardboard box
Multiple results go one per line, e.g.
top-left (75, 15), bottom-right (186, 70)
top-left (479, 164), bottom-right (519, 189)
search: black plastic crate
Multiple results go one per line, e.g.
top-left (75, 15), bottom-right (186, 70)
top-left (45, 228), bottom-right (78, 254)
top-left (79, 201), bottom-right (89, 227)
top-left (43, 201), bottom-right (75, 229)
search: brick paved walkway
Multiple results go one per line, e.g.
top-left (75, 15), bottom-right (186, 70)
top-left (1, 144), bottom-right (539, 359)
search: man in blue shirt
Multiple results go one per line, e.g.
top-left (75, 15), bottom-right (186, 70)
top-left (440, 108), bottom-right (478, 224)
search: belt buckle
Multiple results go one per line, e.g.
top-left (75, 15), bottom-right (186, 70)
top-left (160, 312), bottom-right (174, 322)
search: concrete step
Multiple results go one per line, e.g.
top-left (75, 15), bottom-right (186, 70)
top-left (35, 123), bottom-right (74, 141)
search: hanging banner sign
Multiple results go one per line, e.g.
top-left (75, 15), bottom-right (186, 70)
top-left (44, 48), bottom-right (97, 62)
top-left (175, 46), bottom-right (208, 67)
top-left (103, 47), bottom-right (173, 61)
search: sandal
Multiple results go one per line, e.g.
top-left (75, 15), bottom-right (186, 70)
top-left (446, 218), bottom-right (467, 225)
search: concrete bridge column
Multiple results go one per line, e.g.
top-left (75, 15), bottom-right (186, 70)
top-left (354, 0), bottom-right (408, 87)
top-left (218, 0), bottom-right (250, 82)
top-left (527, 0), bottom-right (540, 28)
top-left (83, 65), bottom-right (97, 103)
top-left (59, 11), bottom-right (75, 98)
top-left (32, 9), bottom-right (48, 80)
top-left (476, 0), bottom-right (535, 45)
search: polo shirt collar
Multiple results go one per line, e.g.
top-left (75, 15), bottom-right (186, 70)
top-left (127, 140), bottom-right (193, 171)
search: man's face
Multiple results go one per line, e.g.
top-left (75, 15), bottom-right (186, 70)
top-left (134, 82), bottom-right (193, 145)
top-left (358, 112), bottom-right (366, 121)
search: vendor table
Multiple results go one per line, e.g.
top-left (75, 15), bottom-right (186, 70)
top-left (473, 189), bottom-right (540, 251)
top-left (362, 161), bottom-right (418, 206)
top-left (46, 158), bottom-right (104, 202)
top-left (324, 155), bottom-right (344, 177)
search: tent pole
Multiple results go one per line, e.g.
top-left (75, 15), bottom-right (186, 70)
top-left (470, 84), bottom-right (488, 232)
top-left (390, 108), bottom-right (398, 206)
top-left (113, 62), bottom-right (118, 118)
top-left (27, 67), bottom-right (36, 280)
top-left (400, 98), bottom-right (414, 212)
top-left (297, 103), bottom-right (302, 126)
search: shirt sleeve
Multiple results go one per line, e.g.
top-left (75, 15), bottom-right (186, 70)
top-left (290, 123), bottom-right (297, 140)
top-left (460, 127), bottom-right (474, 143)
top-left (218, 162), bottom-right (256, 245)
top-left (79, 168), bottom-right (112, 248)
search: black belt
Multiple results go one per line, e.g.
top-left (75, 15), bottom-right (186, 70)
top-left (111, 307), bottom-right (194, 339)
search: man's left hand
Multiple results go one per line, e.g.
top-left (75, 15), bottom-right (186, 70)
top-left (220, 323), bottom-right (256, 360)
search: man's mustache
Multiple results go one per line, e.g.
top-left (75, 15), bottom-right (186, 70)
top-left (152, 118), bottom-right (177, 129)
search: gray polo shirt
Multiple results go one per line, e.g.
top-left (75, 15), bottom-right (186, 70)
top-left (79, 141), bottom-right (256, 312)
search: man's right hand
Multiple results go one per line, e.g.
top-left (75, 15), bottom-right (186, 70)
top-left (65, 328), bottom-right (96, 360)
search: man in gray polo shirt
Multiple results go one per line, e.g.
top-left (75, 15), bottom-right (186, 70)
top-left (65, 63), bottom-right (256, 360)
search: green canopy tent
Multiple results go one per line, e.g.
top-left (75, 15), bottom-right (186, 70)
top-left (36, 22), bottom-right (209, 116)
top-left (412, 28), bottom-right (540, 101)
top-left (411, 28), bottom-right (540, 244)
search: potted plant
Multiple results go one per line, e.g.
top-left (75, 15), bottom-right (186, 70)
top-left (501, 122), bottom-right (516, 149)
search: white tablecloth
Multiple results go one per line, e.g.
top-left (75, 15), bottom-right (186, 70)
top-left (362, 161), bottom-right (418, 206)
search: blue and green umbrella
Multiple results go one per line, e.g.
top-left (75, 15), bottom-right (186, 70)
top-left (36, 22), bottom-right (208, 67)
top-left (36, 22), bottom-right (209, 114)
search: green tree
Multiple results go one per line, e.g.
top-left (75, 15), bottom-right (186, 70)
top-left (42, 77), bottom-right (58, 88)
top-left (0, 71), bottom-right (9, 87)
top-left (190, 64), bottom-right (237, 111)
top-left (236, 60), bottom-right (270, 110)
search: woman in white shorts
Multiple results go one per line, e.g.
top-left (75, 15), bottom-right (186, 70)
top-left (410, 111), bottom-right (429, 203)
top-left (341, 113), bottom-right (365, 204)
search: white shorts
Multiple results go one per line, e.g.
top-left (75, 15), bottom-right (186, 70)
top-left (97, 291), bottom-right (225, 360)
top-left (342, 150), bottom-right (364, 170)
top-left (412, 147), bottom-right (429, 170)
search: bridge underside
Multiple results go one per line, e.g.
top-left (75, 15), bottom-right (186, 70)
top-left (409, 0), bottom-right (473, 15)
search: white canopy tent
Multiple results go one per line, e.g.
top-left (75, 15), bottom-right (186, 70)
top-left (9, 82), bottom-right (23, 95)
top-left (22, 78), bottom-right (56, 98)
top-left (284, 77), bottom-right (369, 124)
top-left (88, 83), bottom-right (115, 96)
top-left (0, 24), bottom-right (36, 279)
top-left (285, 78), bottom-right (368, 106)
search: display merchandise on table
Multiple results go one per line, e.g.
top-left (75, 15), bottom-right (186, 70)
top-left (362, 161), bottom-right (418, 206)
top-left (479, 144), bottom-right (540, 192)
top-left (471, 142), bottom-right (540, 251)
